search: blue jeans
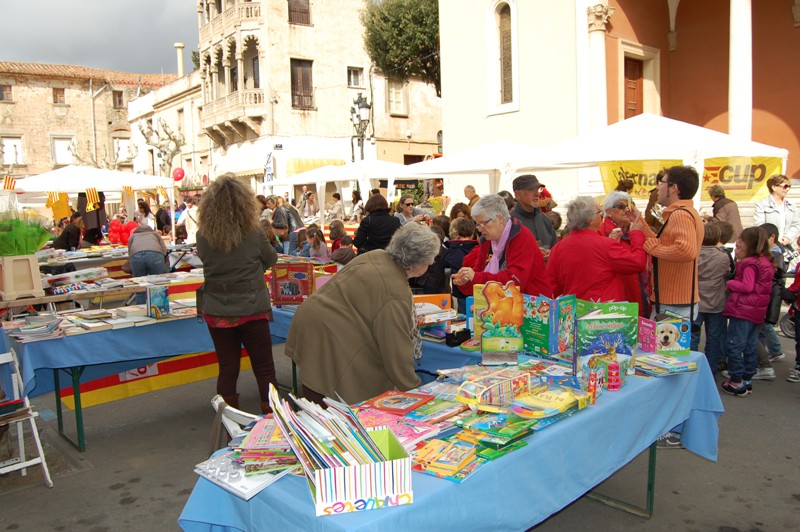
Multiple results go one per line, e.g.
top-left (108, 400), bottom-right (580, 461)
top-left (691, 312), bottom-right (726, 376)
top-left (758, 323), bottom-right (782, 357)
top-left (130, 251), bottom-right (167, 303)
top-left (725, 317), bottom-right (759, 382)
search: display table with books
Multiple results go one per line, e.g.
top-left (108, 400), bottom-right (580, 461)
top-left (0, 314), bottom-right (214, 451)
top-left (179, 351), bottom-right (724, 531)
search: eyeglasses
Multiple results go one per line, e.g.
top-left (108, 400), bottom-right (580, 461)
top-left (612, 203), bottom-right (629, 210)
top-left (475, 217), bottom-right (496, 228)
top-left (779, 184), bottom-right (791, 190)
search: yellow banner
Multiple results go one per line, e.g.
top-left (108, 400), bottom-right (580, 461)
top-left (598, 160), bottom-right (682, 200)
top-left (701, 156), bottom-right (783, 201)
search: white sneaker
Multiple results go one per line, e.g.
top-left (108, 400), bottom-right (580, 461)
top-left (751, 367), bottom-right (776, 381)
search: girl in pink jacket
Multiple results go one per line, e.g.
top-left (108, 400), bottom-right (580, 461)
top-left (721, 227), bottom-right (775, 396)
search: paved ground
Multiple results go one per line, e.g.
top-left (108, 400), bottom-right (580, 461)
top-left (1, 337), bottom-right (799, 531)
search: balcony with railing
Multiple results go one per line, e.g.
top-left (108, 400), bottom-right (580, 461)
top-left (200, 3), bottom-right (261, 43)
top-left (201, 89), bottom-right (267, 142)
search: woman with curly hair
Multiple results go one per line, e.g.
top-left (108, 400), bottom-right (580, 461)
top-left (197, 174), bottom-right (279, 414)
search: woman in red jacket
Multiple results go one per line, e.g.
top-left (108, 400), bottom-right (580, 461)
top-left (547, 196), bottom-right (647, 303)
top-left (454, 194), bottom-right (552, 298)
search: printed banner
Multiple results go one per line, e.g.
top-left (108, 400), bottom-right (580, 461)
top-left (598, 160), bottom-right (682, 200)
top-left (701, 156), bottom-right (783, 201)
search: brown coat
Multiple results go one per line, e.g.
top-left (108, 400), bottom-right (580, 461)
top-left (285, 250), bottom-right (421, 404)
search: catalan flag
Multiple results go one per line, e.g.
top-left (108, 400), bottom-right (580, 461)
top-left (122, 185), bottom-right (134, 197)
top-left (156, 186), bottom-right (167, 198)
top-left (2, 175), bottom-right (16, 190)
top-left (47, 191), bottom-right (59, 204)
top-left (86, 187), bottom-right (100, 204)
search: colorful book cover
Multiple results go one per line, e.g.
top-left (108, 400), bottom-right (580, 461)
top-left (405, 397), bottom-right (468, 424)
top-left (270, 260), bottom-right (314, 305)
top-left (415, 381), bottom-right (460, 402)
top-left (456, 367), bottom-right (530, 412)
top-left (573, 300), bottom-right (638, 379)
top-left (360, 390), bottom-right (435, 416)
top-left (421, 455), bottom-right (489, 483)
top-left (638, 316), bottom-right (658, 353)
top-left (455, 412), bottom-right (537, 439)
top-left (653, 312), bottom-right (692, 356)
top-left (388, 418), bottom-right (440, 450)
top-left (478, 281), bottom-right (524, 365)
top-left (424, 440), bottom-right (477, 475)
top-left (510, 384), bottom-right (590, 420)
top-left (521, 294), bottom-right (576, 360)
top-left (146, 285), bottom-right (170, 319)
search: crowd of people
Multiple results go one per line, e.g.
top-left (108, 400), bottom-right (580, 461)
top-left (43, 169), bottom-right (800, 428)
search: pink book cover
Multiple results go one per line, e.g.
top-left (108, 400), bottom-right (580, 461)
top-left (356, 408), bottom-right (402, 428)
top-left (638, 316), bottom-right (657, 353)
top-left (388, 417), bottom-right (440, 450)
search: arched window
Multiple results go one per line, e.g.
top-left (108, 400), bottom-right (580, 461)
top-left (498, 4), bottom-right (512, 104)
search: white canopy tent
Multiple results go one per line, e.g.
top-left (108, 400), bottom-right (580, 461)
top-left (511, 113), bottom-right (789, 201)
top-left (266, 159), bottom-right (413, 230)
top-left (405, 141), bottom-right (551, 196)
top-left (16, 165), bottom-right (177, 240)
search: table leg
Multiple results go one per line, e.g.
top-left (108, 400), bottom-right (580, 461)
top-left (585, 443), bottom-right (657, 519)
top-left (53, 366), bottom-right (87, 452)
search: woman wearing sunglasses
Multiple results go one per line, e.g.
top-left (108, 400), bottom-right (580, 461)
top-left (395, 193), bottom-right (430, 225)
top-left (754, 174), bottom-right (800, 246)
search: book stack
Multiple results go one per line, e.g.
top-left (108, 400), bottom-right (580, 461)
top-left (452, 412), bottom-right (536, 451)
top-left (6, 316), bottom-right (64, 343)
top-left (635, 353), bottom-right (697, 376)
top-left (231, 416), bottom-right (299, 476)
top-left (412, 438), bottom-right (486, 483)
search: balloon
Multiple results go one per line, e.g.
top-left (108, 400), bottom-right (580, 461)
top-left (172, 168), bottom-right (185, 181)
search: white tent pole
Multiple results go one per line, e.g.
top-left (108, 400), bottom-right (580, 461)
top-left (168, 187), bottom-right (176, 244)
top-left (316, 181), bottom-right (326, 235)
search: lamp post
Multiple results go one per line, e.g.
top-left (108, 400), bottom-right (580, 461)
top-left (350, 92), bottom-right (371, 162)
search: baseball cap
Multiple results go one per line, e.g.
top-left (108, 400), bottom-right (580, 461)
top-left (512, 174), bottom-right (544, 191)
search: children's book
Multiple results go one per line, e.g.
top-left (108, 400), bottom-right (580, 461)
top-left (638, 316), bottom-right (658, 353)
top-left (477, 281), bottom-right (525, 365)
top-left (573, 300), bottom-right (638, 379)
top-left (415, 381), bottom-right (460, 402)
top-left (635, 354), bottom-right (697, 375)
top-left (420, 455), bottom-right (489, 483)
top-left (355, 407), bottom-right (402, 429)
top-left (270, 260), bottom-right (314, 305)
top-left (454, 412), bottom-right (537, 440)
top-left (650, 312), bottom-right (692, 356)
top-left (387, 417), bottom-right (440, 450)
top-left (360, 390), bottom-right (435, 416)
top-left (404, 397), bottom-right (468, 424)
top-left (423, 440), bottom-right (477, 475)
top-left (510, 384), bottom-right (590, 420)
top-left (146, 285), bottom-right (170, 319)
top-left (415, 302), bottom-right (458, 326)
top-left (521, 294), bottom-right (576, 360)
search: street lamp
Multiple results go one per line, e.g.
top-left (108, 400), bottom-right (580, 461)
top-left (350, 92), bottom-right (371, 162)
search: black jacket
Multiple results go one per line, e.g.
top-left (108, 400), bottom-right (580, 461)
top-left (52, 223), bottom-right (82, 251)
top-left (353, 210), bottom-right (401, 254)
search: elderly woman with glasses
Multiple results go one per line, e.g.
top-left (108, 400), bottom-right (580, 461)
top-left (547, 196), bottom-right (647, 304)
top-left (453, 194), bottom-right (552, 298)
top-left (753, 174), bottom-right (800, 246)
top-left (601, 191), bottom-right (651, 315)
top-left (286, 223), bottom-right (440, 405)
top-left (395, 193), bottom-right (431, 225)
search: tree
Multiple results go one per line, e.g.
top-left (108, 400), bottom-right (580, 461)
top-left (138, 118), bottom-right (185, 177)
top-left (191, 50), bottom-right (200, 71)
top-left (68, 139), bottom-right (138, 170)
top-left (361, 0), bottom-right (440, 97)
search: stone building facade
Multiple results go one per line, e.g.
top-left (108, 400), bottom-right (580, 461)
top-left (0, 62), bottom-right (175, 177)
top-left (186, 0), bottom-right (442, 196)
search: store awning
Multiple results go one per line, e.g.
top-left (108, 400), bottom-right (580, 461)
top-left (285, 158), bottom-right (345, 176)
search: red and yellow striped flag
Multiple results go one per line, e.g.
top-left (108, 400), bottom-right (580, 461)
top-left (47, 191), bottom-right (59, 204)
top-left (156, 186), bottom-right (167, 198)
top-left (2, 175), bottom-right (16, 190)
top-left (86, 187), bottom-right (100, 204)
top-left (122, 185), bottom-right (134, 197)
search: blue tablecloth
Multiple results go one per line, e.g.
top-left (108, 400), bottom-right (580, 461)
top-left (178, 351), bottom-right (724, 532)
top-left (1, 318), bottom-right (214, 398)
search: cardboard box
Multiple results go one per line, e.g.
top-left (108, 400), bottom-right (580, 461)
top-left (311, 428), bottom-right (413, 516)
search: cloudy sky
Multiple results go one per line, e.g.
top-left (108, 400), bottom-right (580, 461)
top-left (4, 0), bottom-right (199, 74)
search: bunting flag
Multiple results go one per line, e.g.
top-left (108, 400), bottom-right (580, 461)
top-left (122, 185), bottom-right (134, 197)
top-left (47, 191), bottom-right (59, 204)
top-left (2, 175), bottom-right (16, 190)
top-left (156, 186), bottom-right (167, 198)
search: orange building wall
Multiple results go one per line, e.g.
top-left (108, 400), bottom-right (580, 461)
top-left (606, 0), bottom-right (672, 123)
top-left (605, 1), bottom-right (800, 178)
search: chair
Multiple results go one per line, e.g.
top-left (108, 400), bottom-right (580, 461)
top-left (209, 394), bottom-right (259, 455)
top-left (0, 349), bottom-right (53, 487)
